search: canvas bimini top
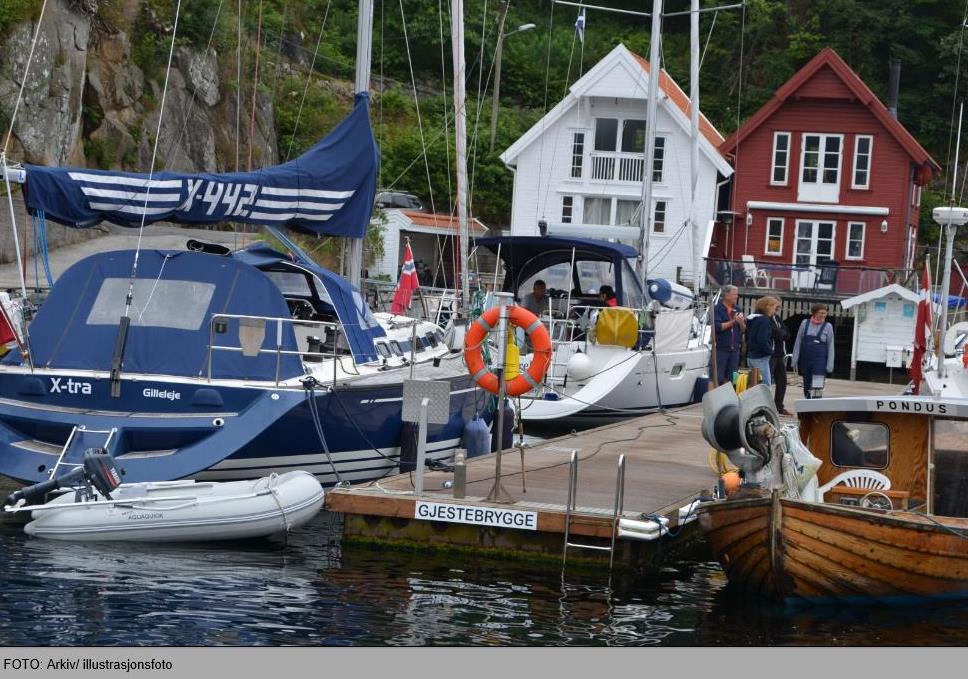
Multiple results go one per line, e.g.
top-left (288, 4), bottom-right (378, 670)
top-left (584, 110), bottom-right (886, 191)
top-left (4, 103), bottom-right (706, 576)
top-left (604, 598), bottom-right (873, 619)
top-left (2, 245), bottom-right (387, 380)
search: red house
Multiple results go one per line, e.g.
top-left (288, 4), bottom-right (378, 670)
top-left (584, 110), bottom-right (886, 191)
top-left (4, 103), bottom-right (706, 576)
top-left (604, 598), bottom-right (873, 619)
top-left (711, 48), bottom-right (940, 294)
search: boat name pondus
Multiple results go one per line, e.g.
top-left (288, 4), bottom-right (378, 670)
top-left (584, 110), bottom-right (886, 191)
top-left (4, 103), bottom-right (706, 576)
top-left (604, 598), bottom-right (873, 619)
top-left (874, 399), bottom-right (948, 414)
top-left (415, 502), bottom-right (537, 530)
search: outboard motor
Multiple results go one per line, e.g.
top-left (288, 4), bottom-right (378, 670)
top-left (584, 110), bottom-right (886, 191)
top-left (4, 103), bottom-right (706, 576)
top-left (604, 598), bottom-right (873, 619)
top-left (5, 449), bottom-right (122, 508)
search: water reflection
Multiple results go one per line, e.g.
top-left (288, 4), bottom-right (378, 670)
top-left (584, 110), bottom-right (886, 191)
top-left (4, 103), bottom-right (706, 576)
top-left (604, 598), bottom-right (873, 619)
top-left (1, 512), bottom-right (966, 646)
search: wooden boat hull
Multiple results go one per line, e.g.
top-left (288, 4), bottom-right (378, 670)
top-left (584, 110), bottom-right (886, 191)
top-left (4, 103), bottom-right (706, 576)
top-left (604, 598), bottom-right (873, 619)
top-left (698, 494), bottom-right (968, 604)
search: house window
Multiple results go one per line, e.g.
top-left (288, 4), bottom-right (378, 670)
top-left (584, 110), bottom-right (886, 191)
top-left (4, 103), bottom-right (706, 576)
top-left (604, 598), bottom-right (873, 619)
top-left (571, 132), bottom-right (585, 178)
top-left (653, 201), bottom-right (667, 234)
top-left (852, 135), bottom-right (873, 189)
top-left (615, 199), bottom-right (640, 226)
top-left (621, 120), bottom-right (646, 153)
top-left (652, 136), bottom-right (665, 182)
top-left (914, 184), bottom-right (922, 207)
top-left (846, 221), bottom-right (865, 260)
top-left (765, 218), bottom-right (784, 256)
top-left (771, 132), bottom-right (791, 185)
top-left (583, 196), bottom-right (611, 225)
top-left (561, 196), bottom-right (574, 223)
top-left (594, 118), bottom-right (618, 151)
top-left (801, 134), bottom-right (842, 185)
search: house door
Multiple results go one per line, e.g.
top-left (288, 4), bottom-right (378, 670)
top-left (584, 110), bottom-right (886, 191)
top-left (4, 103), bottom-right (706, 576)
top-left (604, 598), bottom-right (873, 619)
top-left (793, 220), bottom-right (836, 288)
top-left (797, 134), bottom-right (843, 203)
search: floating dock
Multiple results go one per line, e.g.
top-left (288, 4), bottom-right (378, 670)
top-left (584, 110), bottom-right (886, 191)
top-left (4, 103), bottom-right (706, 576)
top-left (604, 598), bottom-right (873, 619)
top-left (326, 378), bottom-right (900, 570)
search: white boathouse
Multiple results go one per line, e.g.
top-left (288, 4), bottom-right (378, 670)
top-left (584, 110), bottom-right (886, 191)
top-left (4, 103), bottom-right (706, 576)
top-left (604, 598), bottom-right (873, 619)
top-left (840, 284), bottom-right (921, 379)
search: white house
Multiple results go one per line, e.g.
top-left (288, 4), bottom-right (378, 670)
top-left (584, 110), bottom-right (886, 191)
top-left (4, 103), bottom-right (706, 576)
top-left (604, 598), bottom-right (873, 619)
top-left (499, 43), bottom-right (733, 286)
top-left (840, 284), bottom-right (921, 379)
top-left (371, 209), bottom-right (489, 287)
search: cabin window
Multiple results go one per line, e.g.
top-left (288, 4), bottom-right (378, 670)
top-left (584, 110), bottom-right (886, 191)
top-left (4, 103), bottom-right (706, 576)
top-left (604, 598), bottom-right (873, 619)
top-left (933, 419), bottom-right (968, 518)
top-left (771, 132), bottom-right (790, 185)
top-left (570, 132), bottom-right (585, 178)
top-left (846, 221), bottom-right (866, 260)
top-left (652, 137), bottom-right (666, 182)
top-left (830, 421), bottom-right (889, 469)
top-left (576, 261), bottom-right (615, 295)
top-left (389, 340), bottom-right (403, 356)
top-left (264, 270), bottom-right (313, 297)
top-left (852, 135), bottom-right (873, 189)
top-left (765, 217), bottom-right (784, 256)
top-left (594, 118), bottom-right (618, 151)
top-left (87, 278), bottom-right (215, 331)
top-left (652, 201), bottom-right (667, 234)
top-left (561, 196), bottom-right (574, 223)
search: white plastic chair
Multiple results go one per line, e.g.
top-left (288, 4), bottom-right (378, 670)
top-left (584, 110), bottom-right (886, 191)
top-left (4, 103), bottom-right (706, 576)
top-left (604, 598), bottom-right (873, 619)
top-left (741, 255), bottom-right (770, 288)
top-left (816, 469), bottom-right (891, 503)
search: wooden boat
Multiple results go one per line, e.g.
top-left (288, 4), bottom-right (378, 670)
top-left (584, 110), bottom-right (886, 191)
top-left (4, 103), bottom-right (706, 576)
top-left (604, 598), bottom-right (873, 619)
top-left (698, 392), bottom-right (968, 604)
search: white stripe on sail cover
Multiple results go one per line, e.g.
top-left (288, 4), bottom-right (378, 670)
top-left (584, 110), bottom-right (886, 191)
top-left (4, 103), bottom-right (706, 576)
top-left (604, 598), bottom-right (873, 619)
top-left (67, 172), bottom-right (182, 189)
top-left (248, 211), bottom-right (334, 222)
top-left (260, 186), bottom-right (355, 199)
top-left (80, 187), bottom-right (182, 202)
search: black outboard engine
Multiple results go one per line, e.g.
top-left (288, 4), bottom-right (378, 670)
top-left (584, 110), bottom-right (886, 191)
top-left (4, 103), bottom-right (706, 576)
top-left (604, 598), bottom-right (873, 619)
top-left (4, 449), bottom-right (123, 508)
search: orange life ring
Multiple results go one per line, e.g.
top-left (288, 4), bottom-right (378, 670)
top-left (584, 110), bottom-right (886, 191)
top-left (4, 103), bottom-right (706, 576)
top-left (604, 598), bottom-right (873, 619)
top-left (464, 305), bottom-right (552, 397)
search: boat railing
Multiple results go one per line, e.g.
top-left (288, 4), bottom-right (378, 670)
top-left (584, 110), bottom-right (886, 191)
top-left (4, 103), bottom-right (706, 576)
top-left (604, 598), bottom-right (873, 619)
top-left (206, 313), bottom-right (345, 386)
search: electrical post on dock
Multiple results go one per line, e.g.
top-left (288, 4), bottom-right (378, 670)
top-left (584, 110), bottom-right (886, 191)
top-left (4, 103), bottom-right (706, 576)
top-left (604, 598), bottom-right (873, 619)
top-left (487, 292), bottom-right (515, 503)
top-left (402, 379), bottom-right (451, 495)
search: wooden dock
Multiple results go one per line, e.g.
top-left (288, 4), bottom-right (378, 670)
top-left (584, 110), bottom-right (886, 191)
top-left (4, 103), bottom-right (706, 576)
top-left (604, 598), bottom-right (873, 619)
top-left (326, 378), bottom-right (900, 569)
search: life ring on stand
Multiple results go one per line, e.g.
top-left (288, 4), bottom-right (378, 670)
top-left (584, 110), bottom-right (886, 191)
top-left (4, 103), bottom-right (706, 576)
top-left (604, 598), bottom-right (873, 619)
top-left (464, 306), bottom-right (552, 397)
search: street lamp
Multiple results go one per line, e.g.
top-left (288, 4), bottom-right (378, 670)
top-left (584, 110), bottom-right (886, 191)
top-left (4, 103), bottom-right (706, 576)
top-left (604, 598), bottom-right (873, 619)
top-left (489, 15), bottom-right (536, 152)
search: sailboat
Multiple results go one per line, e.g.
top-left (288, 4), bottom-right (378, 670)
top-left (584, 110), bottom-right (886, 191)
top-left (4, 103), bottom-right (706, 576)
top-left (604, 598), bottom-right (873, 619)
top-left (473, 0), bottom-right (723, 423)
top-left (0, 4), bottom-right (486, 488)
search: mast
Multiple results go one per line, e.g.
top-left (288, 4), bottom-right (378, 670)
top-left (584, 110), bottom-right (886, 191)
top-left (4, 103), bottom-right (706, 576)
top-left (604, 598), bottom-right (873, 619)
top-left (638, 0), bottom-right (663, 284)
top-left (347, 0), bottom-right (375, 290)
top-left (452, 0), bottom-right (470, 307)
top-left (690, 0), bottom-right (702, 291)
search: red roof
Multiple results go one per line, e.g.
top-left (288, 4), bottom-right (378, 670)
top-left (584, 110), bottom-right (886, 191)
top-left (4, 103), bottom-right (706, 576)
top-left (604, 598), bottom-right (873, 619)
top-left (630, 52), bottom-right (724, 148)
top-left (401, 210), bottom-right (488, 236)
top-left (719, 47), bottom-right (940, 181)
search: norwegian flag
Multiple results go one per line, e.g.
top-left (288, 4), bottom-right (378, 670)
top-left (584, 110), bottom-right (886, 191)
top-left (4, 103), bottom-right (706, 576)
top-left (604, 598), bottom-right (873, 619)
top-left (909, 256), bottom-right (932, 394)
top-left (391, 241), bottom-right (420, 314)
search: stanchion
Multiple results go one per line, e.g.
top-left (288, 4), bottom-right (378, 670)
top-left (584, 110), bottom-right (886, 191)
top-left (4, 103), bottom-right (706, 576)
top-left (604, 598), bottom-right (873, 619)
top-left (486, 292), bottom-right (514, 503)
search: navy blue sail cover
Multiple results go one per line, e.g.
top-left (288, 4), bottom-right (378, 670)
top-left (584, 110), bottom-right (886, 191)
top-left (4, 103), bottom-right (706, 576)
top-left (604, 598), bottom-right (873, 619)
top-left (2, 250), bottom-right (303, 381)
top-left (23, 95), bottom-right (378, 238)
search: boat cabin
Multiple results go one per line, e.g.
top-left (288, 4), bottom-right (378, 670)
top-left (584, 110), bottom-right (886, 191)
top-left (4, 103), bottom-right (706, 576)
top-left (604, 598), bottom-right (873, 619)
top-left (475, 236), bottom-right (647, 314)
top-left (798, 396), bottom-right (968, 517)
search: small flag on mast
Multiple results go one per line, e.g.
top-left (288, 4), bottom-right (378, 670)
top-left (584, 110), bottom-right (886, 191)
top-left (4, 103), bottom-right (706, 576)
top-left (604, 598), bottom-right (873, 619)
top-left (391, 240), bottom-right (420, 315)
top-left (575, 8), bottom-right (586, 44)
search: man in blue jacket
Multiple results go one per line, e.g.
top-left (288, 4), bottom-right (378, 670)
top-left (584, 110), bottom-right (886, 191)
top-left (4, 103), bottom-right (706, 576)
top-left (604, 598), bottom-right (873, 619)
top-left (712, 285), bottom-right (745, 386)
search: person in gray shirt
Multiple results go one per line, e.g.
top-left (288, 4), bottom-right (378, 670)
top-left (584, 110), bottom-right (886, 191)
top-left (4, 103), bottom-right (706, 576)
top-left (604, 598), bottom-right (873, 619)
top-left (791, 303), bottom-right (835, 398)
top-left (520, 280), bottom-right (548, 316)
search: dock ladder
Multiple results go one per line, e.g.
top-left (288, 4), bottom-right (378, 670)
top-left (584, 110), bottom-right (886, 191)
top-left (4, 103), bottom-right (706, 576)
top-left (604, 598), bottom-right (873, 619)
top-left (49, 426), bottom-right (118, 480)
top-left (561, 451), bottom-right (626, 575)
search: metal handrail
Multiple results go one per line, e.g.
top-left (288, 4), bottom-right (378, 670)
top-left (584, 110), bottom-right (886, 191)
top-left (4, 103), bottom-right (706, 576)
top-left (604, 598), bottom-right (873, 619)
top-left (205, 313), bottom-right (344, 386)
top-left (561, 451), bottom-right (627, 577)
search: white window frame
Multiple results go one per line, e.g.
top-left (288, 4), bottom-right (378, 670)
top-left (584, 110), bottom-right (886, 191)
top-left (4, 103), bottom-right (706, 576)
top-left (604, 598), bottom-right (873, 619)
top-left (798, 133), bottom-right (844, 203)
top-left (652, 136), bottom-right (666, 183)
top-left (561, 196), bottom-right (574, 223)
top-left (771, 132), bottom-right (791, 186)
top-left (764, 217), bottom-right (785, 256)
top-left (570, 131), bottom-right (586, 179)
top-left (845, 221), bottom-right (866, 260)
top-left (652, 200), bottom-right (667, 234)
top-left (851, 135), bottom-right (873, 190)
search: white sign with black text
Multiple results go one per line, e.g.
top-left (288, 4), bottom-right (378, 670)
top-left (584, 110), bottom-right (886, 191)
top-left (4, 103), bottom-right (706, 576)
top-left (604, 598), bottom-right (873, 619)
top-left (414, 501), bottom-right (538, 531)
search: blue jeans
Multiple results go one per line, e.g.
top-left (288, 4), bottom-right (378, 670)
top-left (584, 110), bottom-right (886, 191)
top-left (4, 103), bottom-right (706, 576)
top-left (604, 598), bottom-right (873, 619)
top-left (713, 349), bottom-right (740, 386)
top-left (747, 355), bottom-right (772, 386)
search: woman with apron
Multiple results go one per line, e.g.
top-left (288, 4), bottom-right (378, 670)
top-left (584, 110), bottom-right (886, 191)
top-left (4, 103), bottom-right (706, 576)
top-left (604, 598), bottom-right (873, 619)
top-left (791, 304), bottom-right (835, 398)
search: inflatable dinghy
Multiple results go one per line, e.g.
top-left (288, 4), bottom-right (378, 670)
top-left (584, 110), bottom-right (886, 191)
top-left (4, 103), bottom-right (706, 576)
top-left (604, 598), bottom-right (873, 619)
top-left (5, 452), bottom-right (324, 542)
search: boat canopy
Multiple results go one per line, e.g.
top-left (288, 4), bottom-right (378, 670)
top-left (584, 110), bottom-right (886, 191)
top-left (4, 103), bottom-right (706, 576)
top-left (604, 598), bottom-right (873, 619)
top-left (231, 242), bottom-right (386, 364)
top-left (475, 235), bottom-right (643, 304)
top-left (22, 95), bottom-right (378, 239)
top-left (2, 249), bottom-right (304, 381)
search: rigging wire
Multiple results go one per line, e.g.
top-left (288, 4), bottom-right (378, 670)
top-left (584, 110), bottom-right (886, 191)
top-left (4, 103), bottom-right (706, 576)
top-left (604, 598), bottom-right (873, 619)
top-left (732, 1), bottom-right (747, 260)
top-left (285, 0), bottom-right (334, 161)
top-left (162, 0), bottom-right (227, 169)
